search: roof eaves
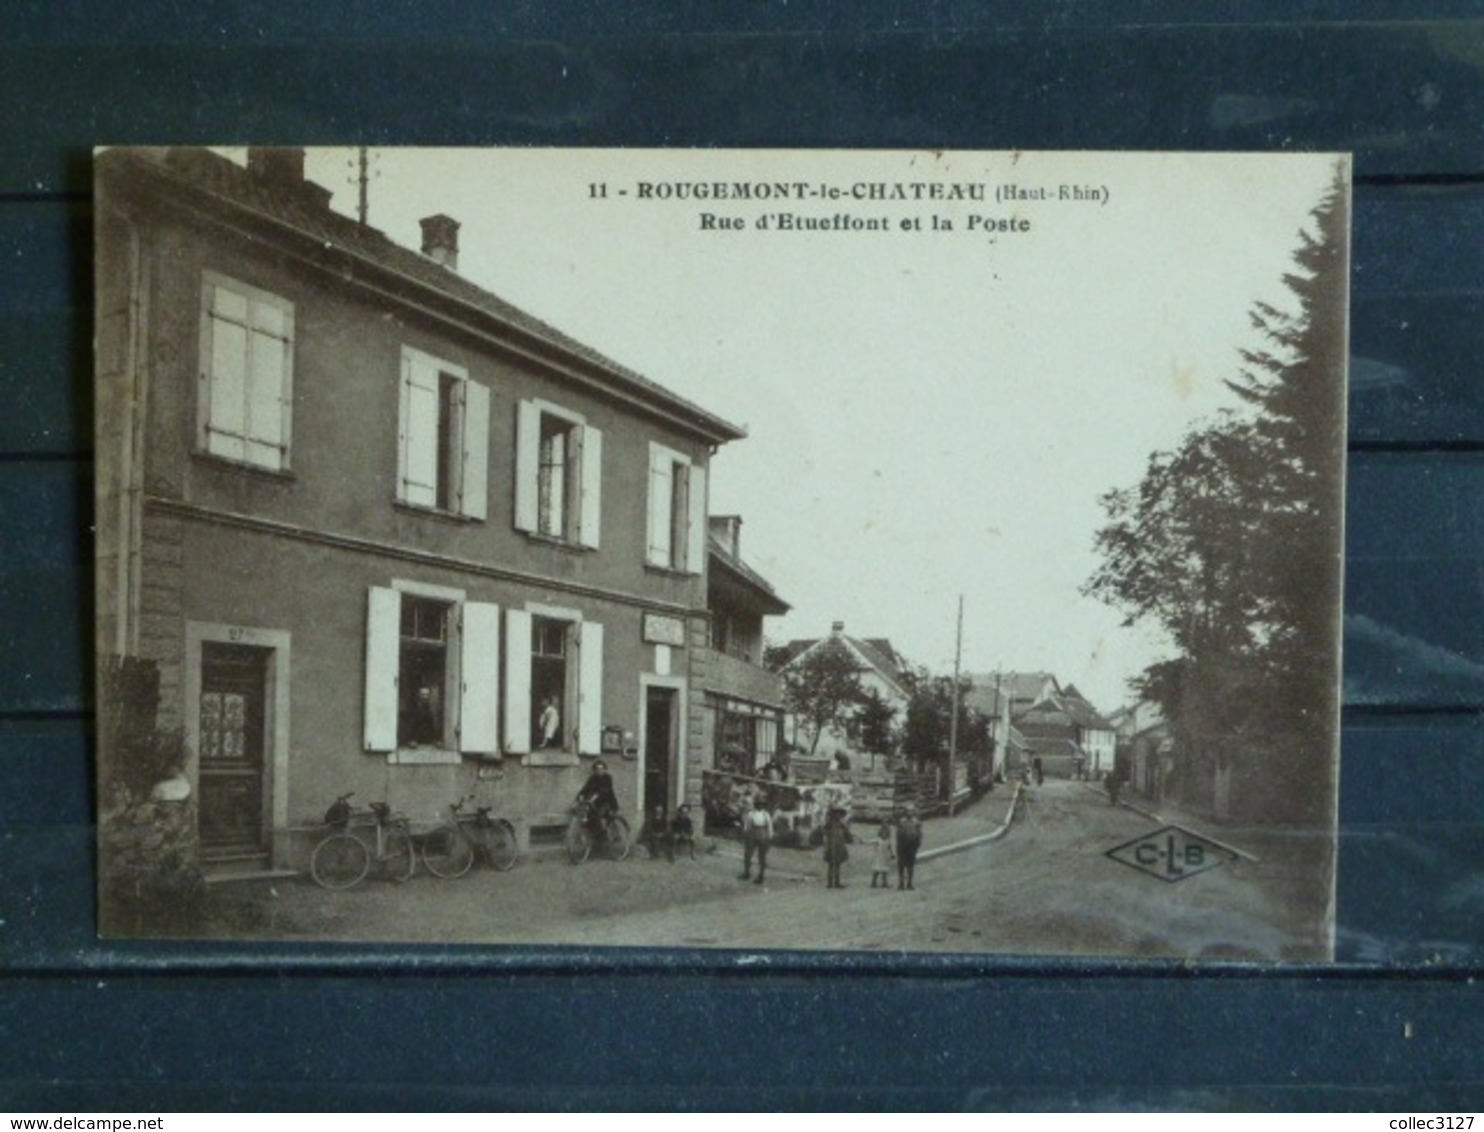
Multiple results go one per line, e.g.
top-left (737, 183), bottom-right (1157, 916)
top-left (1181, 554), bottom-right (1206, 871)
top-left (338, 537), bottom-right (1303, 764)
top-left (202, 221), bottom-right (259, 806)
top-left (107, 149), bottom-right (747, 447)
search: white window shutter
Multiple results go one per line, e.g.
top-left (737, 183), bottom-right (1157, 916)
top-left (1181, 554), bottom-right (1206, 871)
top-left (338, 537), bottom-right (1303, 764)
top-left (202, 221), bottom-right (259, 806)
top-left (276, 305), bottom-right (295, 470)
top-left (400, 353), bottom-right (439, 508)
top-left (513, 400), bottom-right (540, 532)
top-left (646, 443), bottom-right (673, 567)
top-left (686, 463), bottom-right (707, 574)
top-left (460, 380), bottom-right (490, 521)
top-left (197, 295), bottom-right (214, 455)
top-left (503, 608), bottom-right (533, 754)
top-left (364, 586), bottom-right (401, 751)
top-left (578, 619), bottom-right (604, 755)
top-left (579, 424), bottom-right (602, 549)
top-left (459, 600), bottom-right (500, 755)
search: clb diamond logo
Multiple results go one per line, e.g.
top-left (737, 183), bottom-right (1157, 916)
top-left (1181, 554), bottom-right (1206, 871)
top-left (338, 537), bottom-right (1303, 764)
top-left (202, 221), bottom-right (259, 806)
top-left (1106, 824), bottom-right (1240, 883)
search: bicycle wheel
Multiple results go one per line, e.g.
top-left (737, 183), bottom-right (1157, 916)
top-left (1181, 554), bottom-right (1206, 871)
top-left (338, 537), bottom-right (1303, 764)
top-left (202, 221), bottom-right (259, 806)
top-left (310, 832), bottom-right (370, 890)
top-left (422, 823), bottom-right (476, 879)
top-left (564, 821), bottom-right (592, 865)
top-left (483, 819), bottom-right (519, 872)
top-left (603, 816), bottom-right (631, 862)
top-left (378, 827), bottom-right (417, 882)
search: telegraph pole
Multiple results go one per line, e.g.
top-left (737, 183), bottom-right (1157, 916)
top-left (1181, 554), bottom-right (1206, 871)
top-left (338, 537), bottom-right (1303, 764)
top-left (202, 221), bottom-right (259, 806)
top-left (948, 594), bottom-right (963, 816)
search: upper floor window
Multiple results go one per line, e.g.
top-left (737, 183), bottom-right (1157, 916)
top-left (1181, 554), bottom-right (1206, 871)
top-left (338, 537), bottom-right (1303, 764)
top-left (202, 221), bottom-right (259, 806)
top-left (514, 400), bottom-right (601, 548)
top-left (397, 346), bottom-right (489, 519)
top-left (646, 442), bottom-right (706, 573)
top-left (198, 273), bottom-right (294, 472)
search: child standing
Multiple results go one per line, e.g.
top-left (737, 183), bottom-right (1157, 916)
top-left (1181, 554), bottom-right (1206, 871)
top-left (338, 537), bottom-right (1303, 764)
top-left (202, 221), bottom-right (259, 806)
top-left (870, 821), bottom-right (895, 889)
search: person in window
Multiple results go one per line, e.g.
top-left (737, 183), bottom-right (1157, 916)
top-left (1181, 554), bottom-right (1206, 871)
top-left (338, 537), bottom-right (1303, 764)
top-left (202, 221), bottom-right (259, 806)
top-left (538, 696), bottom-right (561, 748)
top-left (407, 686), bottom-right (439, 747)
top-left (577, 759), bottom-right (619, 834)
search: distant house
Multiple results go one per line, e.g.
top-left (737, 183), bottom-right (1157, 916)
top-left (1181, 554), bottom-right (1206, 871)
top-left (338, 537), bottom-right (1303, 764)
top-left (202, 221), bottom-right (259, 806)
top-left (962, 673), bottom-right (1117, 781)
top-left (1112, 699), bottom-right (1174, 801)
top-left (699, 516), bottom-right (790, 779)
top-left (777, 622), bottom-right (912, 769)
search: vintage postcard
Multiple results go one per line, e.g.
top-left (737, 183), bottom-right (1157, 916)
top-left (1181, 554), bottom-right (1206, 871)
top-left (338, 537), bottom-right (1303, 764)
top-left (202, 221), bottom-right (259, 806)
top-left (95, 147), bottom-right (1348, 959)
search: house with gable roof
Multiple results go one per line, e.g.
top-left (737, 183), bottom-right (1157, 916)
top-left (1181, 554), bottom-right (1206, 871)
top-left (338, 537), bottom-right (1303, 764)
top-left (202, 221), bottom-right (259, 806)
top-left (777, 621), bottom-right (913, 770)
top-left (1015, 686), bottom-right (1118, 779)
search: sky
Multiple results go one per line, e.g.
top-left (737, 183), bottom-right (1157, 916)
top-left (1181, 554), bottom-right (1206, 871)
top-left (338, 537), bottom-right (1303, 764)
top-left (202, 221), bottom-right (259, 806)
top-left (287, 147), bottom-right (1342, 711)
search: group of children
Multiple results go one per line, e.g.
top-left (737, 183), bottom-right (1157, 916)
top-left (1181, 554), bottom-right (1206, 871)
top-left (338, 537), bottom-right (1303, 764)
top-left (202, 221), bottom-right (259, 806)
top-left (638, 803), bottom-right (697, 863)
top-left (822, 805), bottom-right (923, 891)
top-left (641, 794), bottom-right (926, 890)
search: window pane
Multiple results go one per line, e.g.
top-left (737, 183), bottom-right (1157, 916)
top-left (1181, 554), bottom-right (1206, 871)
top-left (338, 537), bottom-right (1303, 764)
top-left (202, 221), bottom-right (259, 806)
top-left (531, 616), bottom-right (568, 750)
top-left (398, 598), bottom-right (449, 747)
top-left (539, 422), bottom-right (568, 536)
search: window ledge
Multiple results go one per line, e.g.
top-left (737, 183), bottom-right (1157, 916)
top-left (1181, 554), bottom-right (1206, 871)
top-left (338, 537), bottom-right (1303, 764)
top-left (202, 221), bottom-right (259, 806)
top-left (644, 563), bottom-right (700, 580)
top-left (393, 500), bottom-right (480, 525)
top-left (193, 451), bottom-right (295, 482)
top-left (521, 749), bottom-right (581, 768)
top-left (386, 746), bottom-right (462, 766)
top-left (522, 531), bottom-right (594, 555)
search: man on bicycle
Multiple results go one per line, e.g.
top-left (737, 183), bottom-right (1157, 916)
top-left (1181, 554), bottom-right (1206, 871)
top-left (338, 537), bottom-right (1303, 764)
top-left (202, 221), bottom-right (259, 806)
top-left (577, 760), bottom-right (619, 835)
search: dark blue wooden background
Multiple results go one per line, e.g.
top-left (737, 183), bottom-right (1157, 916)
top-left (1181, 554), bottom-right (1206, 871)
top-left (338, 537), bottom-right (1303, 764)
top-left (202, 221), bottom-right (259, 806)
top-left (2, 4), bottom-right (1482, 1110)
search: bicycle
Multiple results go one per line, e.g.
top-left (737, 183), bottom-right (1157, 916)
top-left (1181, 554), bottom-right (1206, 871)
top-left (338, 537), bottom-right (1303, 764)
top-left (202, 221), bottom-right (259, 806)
top-left (565, 799), bottom-right (631, 864)
top-left (309, 793), bottom-right (416, 890)
top-left (421, 796), bottom-right (519, 878)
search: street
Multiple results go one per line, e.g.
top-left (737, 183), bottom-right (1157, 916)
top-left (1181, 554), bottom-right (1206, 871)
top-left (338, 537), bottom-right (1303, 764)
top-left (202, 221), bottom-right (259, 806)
top-left (200, 780), bottom-right (1332, 960)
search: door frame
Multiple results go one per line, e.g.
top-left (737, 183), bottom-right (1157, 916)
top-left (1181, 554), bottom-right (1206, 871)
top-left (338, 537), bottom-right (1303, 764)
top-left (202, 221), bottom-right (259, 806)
top-left (637, 673), bottom-right (686, 818)
top-left (184, 621), bottom-right (292, 866)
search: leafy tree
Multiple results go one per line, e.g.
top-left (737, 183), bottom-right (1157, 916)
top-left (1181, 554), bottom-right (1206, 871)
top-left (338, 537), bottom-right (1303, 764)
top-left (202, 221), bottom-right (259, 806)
top-left (1084, 166), bottom-right (1347, 824)
top-left (856, 688), bottom-right (899, 757)
top-left (783, 640), bottom-right (866, 756)
top-left (762, 641), bottom-right (795, 673)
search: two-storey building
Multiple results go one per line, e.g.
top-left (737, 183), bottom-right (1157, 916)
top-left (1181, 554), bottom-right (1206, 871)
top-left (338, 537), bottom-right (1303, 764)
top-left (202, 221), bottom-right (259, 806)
top-left (96, 147), bottom-right (746, 874)
top-left (697, 516), bottom-right (790, 778)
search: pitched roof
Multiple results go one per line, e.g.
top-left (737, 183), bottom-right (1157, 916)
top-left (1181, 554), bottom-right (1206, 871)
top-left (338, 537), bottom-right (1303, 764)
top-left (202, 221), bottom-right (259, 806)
top-left (1016, 692), bottom-right (1115, 735)
top-left (1023, 736), bottom-right (1084, 759)
top-left (707, 532), bottom-right (790, 615)
top-left (1058, 692), bottom-right (1115, 732)
top-left (963, 671), bottom-right (1062, 707)
top-left (98, 147), bottom-right (746, 447)
top-left (782, 632), bottom-right (911, 698)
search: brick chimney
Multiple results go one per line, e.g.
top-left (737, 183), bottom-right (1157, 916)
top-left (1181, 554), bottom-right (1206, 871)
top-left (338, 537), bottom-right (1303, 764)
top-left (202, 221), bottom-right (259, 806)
top-left (246, 147), bottom-right (306, 186)
top-left (243, 147), bottom-right (332, 210)
top-left (420, 214), bottom-right (461, 270)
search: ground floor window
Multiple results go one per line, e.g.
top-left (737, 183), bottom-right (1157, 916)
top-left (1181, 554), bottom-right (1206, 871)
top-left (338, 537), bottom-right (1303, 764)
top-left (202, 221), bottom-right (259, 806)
top-left (531, 615), bottom-right (569, 750)
top-left (713, 699), bottom-right (781, 776)
top-left (398, 595), bottom-right (451, 747)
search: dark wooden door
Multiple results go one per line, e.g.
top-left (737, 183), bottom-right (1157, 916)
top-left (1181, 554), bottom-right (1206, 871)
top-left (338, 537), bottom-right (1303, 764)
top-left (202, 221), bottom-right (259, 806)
top-left (198, 643), bottom-right (269, 860)
top-left (644, 687), bottom-right (675, 813)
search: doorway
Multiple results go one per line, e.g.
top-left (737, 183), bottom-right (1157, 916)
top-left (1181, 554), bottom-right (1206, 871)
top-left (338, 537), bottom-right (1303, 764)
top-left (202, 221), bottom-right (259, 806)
top-left (643, 685), bottom-right (678, 816)
top-left (198, 642), bottom-right (270, 862)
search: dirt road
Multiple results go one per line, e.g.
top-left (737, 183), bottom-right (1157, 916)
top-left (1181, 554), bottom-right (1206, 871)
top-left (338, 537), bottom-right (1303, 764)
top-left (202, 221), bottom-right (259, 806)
top-left (201, 780), bottom-right (1331, 960)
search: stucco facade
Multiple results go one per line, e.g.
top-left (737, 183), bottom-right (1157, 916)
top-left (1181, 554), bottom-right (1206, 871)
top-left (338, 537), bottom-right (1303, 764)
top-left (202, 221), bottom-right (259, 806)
top-left (96, 148), bottom-right (745, 873)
